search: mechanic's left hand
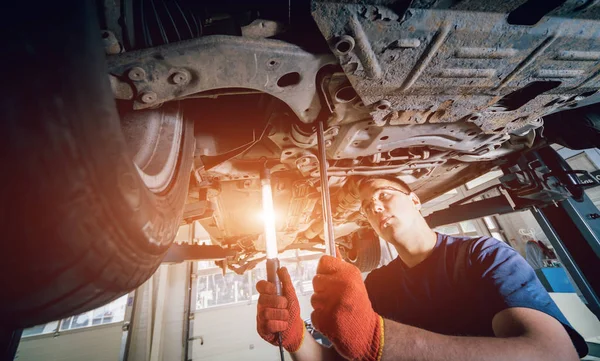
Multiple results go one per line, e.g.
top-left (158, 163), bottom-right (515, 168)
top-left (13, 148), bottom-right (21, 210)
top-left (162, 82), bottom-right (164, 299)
top-left (310, 255), bottom-right (384, 361)
top-left (256, 267), bottom-right (305, 353)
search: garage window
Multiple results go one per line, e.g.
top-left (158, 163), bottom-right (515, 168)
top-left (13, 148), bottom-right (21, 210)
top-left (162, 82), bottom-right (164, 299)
top-left (459, 220), bottom-right (477, 234)
top-left (195, 252), bottom-right (320, 311)
top-left (196, 272), bottom-right (251, 309)
top-left (465, 170), bottom-right (504, 190)
top-left (21, 294), bottom-right (129, 337)
top-left (434, 220), bottom-right (481, 237)
top-left (434, 224), bottom-right (460, 235)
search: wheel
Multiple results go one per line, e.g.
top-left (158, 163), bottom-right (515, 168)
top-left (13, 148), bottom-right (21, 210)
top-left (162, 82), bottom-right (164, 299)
top-left (543, 104), bottom-right (600, 150)
top-left (0, 328), bottom-right (22, 361)
top-left (339, 228), bottom-right (382, 273)
top-left (0, 1), bottom-right (194, 328)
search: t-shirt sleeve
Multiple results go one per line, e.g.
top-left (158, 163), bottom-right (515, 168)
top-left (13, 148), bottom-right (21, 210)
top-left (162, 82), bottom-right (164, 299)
top-left (469, 237), bottom-right (588, 357)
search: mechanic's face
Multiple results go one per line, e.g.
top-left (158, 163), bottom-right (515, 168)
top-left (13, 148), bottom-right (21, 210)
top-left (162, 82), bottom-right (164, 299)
top-left (359, 179), bottom-right (422, 240)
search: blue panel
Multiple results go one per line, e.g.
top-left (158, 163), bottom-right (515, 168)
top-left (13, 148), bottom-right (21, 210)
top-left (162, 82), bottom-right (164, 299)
top-left (536, 267), bottom-right (576, 293)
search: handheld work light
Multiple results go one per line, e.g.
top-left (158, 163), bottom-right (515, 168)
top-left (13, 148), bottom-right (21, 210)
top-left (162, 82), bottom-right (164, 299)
top-left (260, 166), bottom-right (284, 360)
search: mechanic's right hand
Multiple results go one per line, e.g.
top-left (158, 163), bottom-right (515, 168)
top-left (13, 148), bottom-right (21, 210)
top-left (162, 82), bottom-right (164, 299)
top-left (256, 267), bottom-right (304, 353)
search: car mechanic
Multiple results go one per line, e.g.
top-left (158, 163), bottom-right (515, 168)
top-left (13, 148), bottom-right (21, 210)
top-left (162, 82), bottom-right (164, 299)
top-left (255, 175), bottom-right (587, 361)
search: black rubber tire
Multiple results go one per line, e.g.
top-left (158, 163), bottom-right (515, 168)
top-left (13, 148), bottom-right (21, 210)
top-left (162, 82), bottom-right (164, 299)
top-left (543, 104), bottom-right (600, 150)
top-left (0, 328), bottom-right (22, 361)
top-left (0, 1), bottom-right (194, 328)
top-left (340, 228), bottom-right (382, 273)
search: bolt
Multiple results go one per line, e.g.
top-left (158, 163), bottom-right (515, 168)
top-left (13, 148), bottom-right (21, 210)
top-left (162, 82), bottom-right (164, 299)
top-left (325, 140), bottom-right (332, 148)
top-left (374, 118), bottom-right (387, 127)
top-left (333, 35), bottom-right (356, 56)
top-left (468, 113), bottom-right (482, 122)
top-left (140, 91), bottom-right (157, 104)
top-left (588, 213), bottom-right (600, 220)
top-left (128, 67), bottom-right (146, 81)
top-left (373, 100), bottom-right (391, 111)
top-left (101, 30), bottom-right (121, 55)
top-left (172, 71), bottom-right (190, 85)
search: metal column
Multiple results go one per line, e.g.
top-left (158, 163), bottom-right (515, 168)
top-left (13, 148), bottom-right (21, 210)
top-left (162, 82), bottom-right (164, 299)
top-left (532, 192), bottom-right (600, 319)
top-left (186, 262), bottom-right (199, 361)
top-left (118, 291), bottom-right (136, 361)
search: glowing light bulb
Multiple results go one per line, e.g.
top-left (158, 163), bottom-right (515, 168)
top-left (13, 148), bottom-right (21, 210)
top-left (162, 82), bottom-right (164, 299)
top-left (261, 179), bottom-right (278, 260)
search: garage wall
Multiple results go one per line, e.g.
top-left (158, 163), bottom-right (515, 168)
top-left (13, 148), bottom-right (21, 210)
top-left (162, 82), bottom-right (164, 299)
top-left (15, 262), bottom-right (187, 361)
top-left (189, 294), bottom-right (313, 361)
top-left (162, 262), bottom-right (189, 360)
top-left (16, 292), bottom-right (132, 361)
top-left (126, 274), bottom-right (153, 361)
top-left (16, 323), bottom-right (123, 361)
top-left (127, 262), bottom-right (190, 361)
top-left (494, 209), bottom-right (549, 255)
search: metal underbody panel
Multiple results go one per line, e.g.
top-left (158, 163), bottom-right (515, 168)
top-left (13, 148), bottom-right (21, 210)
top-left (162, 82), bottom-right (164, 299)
top-left (197, 177), bottom-right (320, 252)
top-left (312, 1), bottom-right (600, 133)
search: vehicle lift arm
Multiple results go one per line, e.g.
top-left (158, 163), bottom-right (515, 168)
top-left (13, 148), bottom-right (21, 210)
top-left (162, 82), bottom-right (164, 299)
top-left (425, 146), bottom-right (600, 322)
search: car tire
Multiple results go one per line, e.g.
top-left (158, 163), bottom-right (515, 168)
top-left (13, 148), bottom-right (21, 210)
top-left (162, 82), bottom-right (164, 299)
top-left (0, 1), bottom-right (194, 328)
top-left (340, 228), bottom-right (382, 273)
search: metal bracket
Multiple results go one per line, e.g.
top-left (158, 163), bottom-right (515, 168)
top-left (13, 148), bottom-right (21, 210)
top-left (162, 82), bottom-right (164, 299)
top-left (162, 244), bottom-right (235, 263)
top-left (425, 194), bottom-right (518, 229)
top-left (532, 196), bottom-right (600, 319)
top-left (107, 35), bottom-right (336, 123)
top-left (182, 200), bottom-right (214, 224)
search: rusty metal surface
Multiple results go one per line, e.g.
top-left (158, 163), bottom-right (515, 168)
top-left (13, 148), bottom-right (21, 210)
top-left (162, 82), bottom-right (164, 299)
top-left (101, 30), bottom-right (121, 55)
top-left (328, 119), bottom-right (510, 159)
top-left (107, 35), bottom-right (336, 122)
top-left (197, 176), bottom-right (318, 252)
top-left (312, 1), bottom-right (600, 134)
top-left (322, 72), bottom-right (373, 126)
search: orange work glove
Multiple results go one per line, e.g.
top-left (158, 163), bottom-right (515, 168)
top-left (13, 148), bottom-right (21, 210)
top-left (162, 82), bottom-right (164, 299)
top-left (256, 267), bottom-right (305, 353)
top-left (311, 255), bottom-right (384, 361)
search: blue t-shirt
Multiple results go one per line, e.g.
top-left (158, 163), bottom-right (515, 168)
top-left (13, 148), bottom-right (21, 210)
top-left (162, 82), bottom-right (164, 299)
top-left (364, 233), bottom-right (588, 357)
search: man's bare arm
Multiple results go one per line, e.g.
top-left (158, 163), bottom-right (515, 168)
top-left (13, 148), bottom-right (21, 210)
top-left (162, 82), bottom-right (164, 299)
top-left (380, 307), bottom-right (578, 361)
top-left (290, 328), bottom-right (345, 361)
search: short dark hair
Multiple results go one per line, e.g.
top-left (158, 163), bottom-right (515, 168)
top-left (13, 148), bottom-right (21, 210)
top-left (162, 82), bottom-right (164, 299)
top-left (357, 175), bottom-right (412, 194)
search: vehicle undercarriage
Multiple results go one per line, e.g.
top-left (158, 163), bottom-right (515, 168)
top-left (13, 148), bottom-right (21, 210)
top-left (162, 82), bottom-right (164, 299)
top-left (101, 0), bottom-right (600, 273)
